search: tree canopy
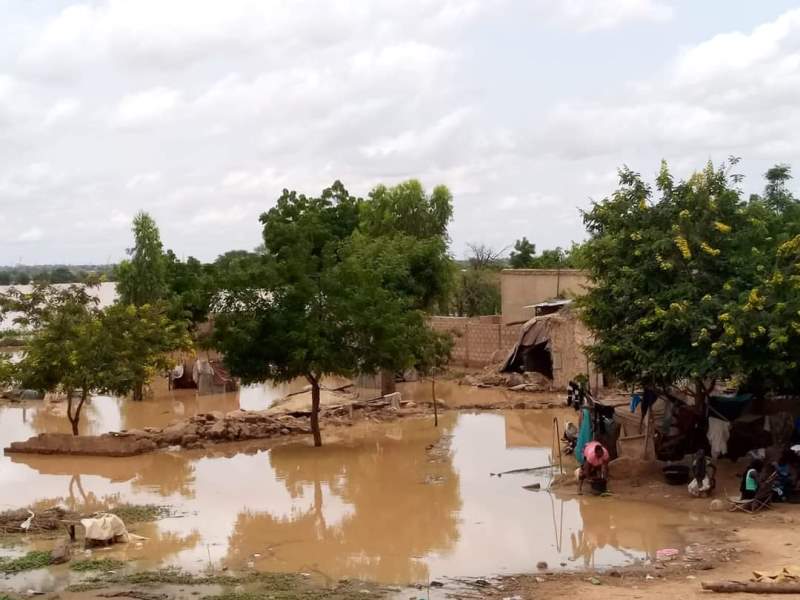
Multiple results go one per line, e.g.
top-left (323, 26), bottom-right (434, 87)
top-left (116, 211), bottom-right (167, 307)
top-left (578, 159), bottom-right (800, 403)
top-left (0, 284), bottom-right (188, 433)
top-left (212, 181), bottom-right (451, 446)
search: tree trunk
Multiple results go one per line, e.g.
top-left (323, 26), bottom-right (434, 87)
top-left (432, 376), bottom-right (438, 427)
top-left (67, 389), bottom-right (88, 436)
top-left (307, 374), bottom-right (322, 447)
top-left (380, 369), bottom-right (396, 396)
top-left (133, 380), bottom-right (144, 402)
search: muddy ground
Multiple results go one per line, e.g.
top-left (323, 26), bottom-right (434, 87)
top-left (1, 374), bottom-right (797, 599)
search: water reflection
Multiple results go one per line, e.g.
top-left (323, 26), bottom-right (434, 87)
top-left (223, 421), bottom-right (461, 583)
top-left (0, 409), bottom-right (707, 586)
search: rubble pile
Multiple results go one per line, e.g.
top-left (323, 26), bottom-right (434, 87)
top-left (462, 364), bottom-right (551, 391)
top-left (4, 411), bottom-right (312, 457)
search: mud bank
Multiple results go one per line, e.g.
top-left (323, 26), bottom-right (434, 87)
top-left (3, 411), bottom-right (313, 457)
top-left (3, 397), bottom-right (424, 457)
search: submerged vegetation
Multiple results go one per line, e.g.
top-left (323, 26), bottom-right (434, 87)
top-left (67, 567), bottom-right (388, 599)
top-left (0, 550), bottom-right (52, 573)
top-left (70, 558), bottom-right (126, 572)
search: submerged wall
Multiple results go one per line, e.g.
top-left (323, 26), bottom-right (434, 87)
top-left (429, 315), bottom-right (520, 367)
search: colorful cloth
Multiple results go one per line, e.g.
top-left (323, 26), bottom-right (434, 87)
top-left (583, 441), bottom-right (609, 467)
top-left (575, 407), bottom-right (592, 465)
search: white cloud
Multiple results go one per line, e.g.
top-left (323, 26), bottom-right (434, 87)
top-left (190, 205), bottom-right (252, 225)
top-left (42, 98), bottom-right (80, 126)
top-left (540, 0), bottom-right (672, 32)
top-left (17, 227), bottom-right (44, 242)
top-left (0, 2), bottom-right (797, 262)
top-left (126, 172), bottom-right (162, 188)
top-left (221, 169), bottom-right (286, 195)
top-left (112, 87), bottom-right (181, 128)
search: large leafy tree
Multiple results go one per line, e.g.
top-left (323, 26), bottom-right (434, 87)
top-left (0, 285), bottom-right (189, 433)
top-left (578, 159), bottom-right (782, 407)
top-left (359, 180), bottom-right (454, 312)
top-left (712, 166), bottom-right (800, 394)
top-left (116, 211), bottom-right (168, 307)
top-left (212, 182), bottom-right (450, 447)
top-left (115, 212), bottom-right (173, 400)
top-left (509, 237), bottom-right (536, 268)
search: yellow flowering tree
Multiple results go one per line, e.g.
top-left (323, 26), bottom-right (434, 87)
top-left (578, 158), bottom-right (785, 407)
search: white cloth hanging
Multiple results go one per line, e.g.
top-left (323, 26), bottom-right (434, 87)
top-left (707, 416), bottom-right (730, 458)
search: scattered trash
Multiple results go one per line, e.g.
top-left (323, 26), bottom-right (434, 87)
top-left (656, 548), bottom-right (679, 560)
top-left (536, 561), bottom-right (548, 570)
top-left (522, 483), bottom-right (541, 491)
top-left (588, 577), bottom-right (601, 585)
top-left (429, 581), bottom-right (444, 588)
top-left (81, 513), bottom-right (129, 544)
top-left (645, 574), bottom-right (655, 580)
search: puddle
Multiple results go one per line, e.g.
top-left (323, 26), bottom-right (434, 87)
top-left (398, 379), bottom-right (563, 407)
top-left (0, 405), bottom-right (707, 588)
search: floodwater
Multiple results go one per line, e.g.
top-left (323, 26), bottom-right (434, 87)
top-left (0, 387), bottom-right (710, 591)
top-left (0, 282), bottom-right (117, 331)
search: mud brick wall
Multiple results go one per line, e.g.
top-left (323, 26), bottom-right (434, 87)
top-left (430, 316), bottom-right (520, 367)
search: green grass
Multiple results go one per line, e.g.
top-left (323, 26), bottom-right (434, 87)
top-left (70, 558), bottom-right (125, 572)
top-left (109, 504), bottom-right (169, 523)
top-left (0, 550), bottom-right (51, 573)
top-left (72, 567), bottom-right (386, 599)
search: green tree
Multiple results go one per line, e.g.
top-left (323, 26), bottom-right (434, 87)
top-left (509, 237), bottom-right (536, 268)
top-left (116, 212), bottom-right (169, 400)
top-left (450, 269), bottom-right (501, 316)
top-left (116, 211), bottom-right (167, 307)
top-left (14, 272), bottom-right (30, 285)
top-left (359, 180), bottom-right (454, 312)
top-left (212, 182), bottom-right (449, 447)
top-left (0, 285), bottom-right (189, 431)
top-left (49, 266), bottom-right (76, 284)
top-left (101, 302), bottom-right (191, 400)
top-left (0, 285), bottom-right (124, 434)
top-left (0, 271), bottom-right (10, 286)
top-left (578, 159), bottom-right (777, 408)
top-left (360, 180), bottom-right (452, 240)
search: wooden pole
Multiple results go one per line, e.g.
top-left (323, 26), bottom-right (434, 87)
top-left (432, 375), bottom-right (438, 427)
top-left (702, 581), bottom-right (800, 594)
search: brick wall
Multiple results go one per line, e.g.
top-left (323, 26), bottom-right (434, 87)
top-left (430, 315), bottom-right (520, 367)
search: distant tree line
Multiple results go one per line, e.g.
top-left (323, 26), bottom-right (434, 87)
top-left (0, 265), bottom-right (116, 286)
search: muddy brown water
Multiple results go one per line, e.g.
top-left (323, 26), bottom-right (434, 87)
top-left (0, 382), bottom-right (707, 591)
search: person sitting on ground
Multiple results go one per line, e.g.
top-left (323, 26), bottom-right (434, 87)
top-left (740, 458), bottom-right (764, 500)
top-left (688, 448), bottom-right (716, 497)
top-left (578, 440), bottom-right (610, 494)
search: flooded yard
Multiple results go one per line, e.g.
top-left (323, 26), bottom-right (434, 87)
top-left (0, 384), bottom-right (704, 591)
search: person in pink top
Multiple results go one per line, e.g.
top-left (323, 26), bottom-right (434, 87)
top-left (579, 441), bottom-right (610, 493)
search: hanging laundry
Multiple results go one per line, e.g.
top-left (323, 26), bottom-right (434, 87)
top-left (576, 406), bottom-right (592, 465)
top-left (707, 416), bottom-right (731, 458)
top-left (630, 393), bottom-right (642, 413)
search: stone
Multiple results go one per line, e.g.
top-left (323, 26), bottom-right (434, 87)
top-left (50, 538), bottom-right (71, 564)
top-left (207, 421), bottom-right (227, 439)
top-left (508, 372), bottom-right (525, 387)
top-left (709, 499), bottom-right (724, 512)
top-left (161, 423), bottom-right (188, 445)
top-left (180, 434), bottom-right (199, 447)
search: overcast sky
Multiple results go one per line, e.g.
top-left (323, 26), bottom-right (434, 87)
top-left (1, 0), bottom-right (799, 264)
